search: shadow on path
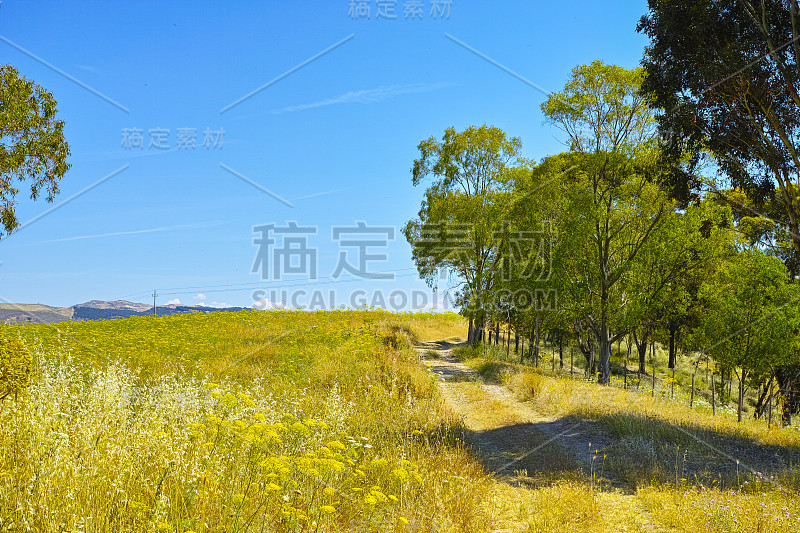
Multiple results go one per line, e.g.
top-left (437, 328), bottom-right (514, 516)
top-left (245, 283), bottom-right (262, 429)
top-left (416, 340), bottom-right (800, 491)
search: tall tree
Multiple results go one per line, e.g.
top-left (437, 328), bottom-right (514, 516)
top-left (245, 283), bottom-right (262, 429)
top-left (626, 199), bottom-right (737, 372)
top-left (541, 61), bottom-right (671, 384)
top-left (698, 248), bottom-right (799, 422)
top-left (639, 0), bottom-right (800, 418)
top-left (501, 156), bottom-right (562, 361)
top-left (0, 65), bottom-right (70, 237)
top-left (403, 125), bottom-right (529, 341)
top-left (549, 150), bottom-right (670, 383)
top-left (639, 0), bottom-right (800, 271)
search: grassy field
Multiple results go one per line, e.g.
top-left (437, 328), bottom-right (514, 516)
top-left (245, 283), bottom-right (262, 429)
top-left (2, 311), bottom-right (800, 532)
top-left (0, 310), bottom-right (492, 532)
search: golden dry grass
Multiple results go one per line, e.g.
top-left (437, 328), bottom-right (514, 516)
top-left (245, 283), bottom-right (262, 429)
top-left (0, 311), bottom-right (491, 532)
top-left (2, 313), bottom-right (799, 533)
top-left (448, 343), bottom-right (800, 532)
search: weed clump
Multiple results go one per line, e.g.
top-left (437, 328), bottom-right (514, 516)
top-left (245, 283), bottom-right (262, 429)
top-left (509, 371), bottom-right (544, 401)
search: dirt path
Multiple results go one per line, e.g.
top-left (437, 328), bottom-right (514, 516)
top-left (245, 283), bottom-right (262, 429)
top-left (416, 339), bottom-right (618, 483)
top-left (415, 339), bottom-right (670, 532)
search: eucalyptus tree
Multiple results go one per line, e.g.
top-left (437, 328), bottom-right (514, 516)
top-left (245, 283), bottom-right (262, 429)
top-left (553, 150), bottom-right (673, 383)
top-left (639, 0), bottom-right (800, 261)
top-left (639, 0), bottom-right (800, 417)
top-left (403, 125), bottom-right (530, 342)
top-left (698, 248), bottom-right (799, 422)
top-left (540, 61), bottom-right (675, 384)
top-left (0, 65), bottom-right (70, 237)
top-left (497, 153), bottom-right (565, 362)
top-left (627, 200), bottom-right (738, 371)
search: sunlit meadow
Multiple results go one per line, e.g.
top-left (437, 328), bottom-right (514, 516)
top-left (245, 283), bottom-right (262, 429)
top-left (3, 311), bottom-right (800, 532)
top-left (0, 310), bottom-right (491, 532)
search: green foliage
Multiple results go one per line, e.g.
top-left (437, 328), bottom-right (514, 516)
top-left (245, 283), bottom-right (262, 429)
top-left (698, 249), bottom-right (798, 382)
top-left (639, 0), bottom-right (800, 274)
top-left (411, 124), bottom-right (524, 194)
top-left (404, 125), bottom-right (531, 332)
top-left (541, 60), bottom-right (653, 154)
top-left (537, 62), bottom-right (671, 384)
top-left (0, 65), bottom-right (71, 237)
top-left (401, 56), bottom-right (800, 425)
top-left (0, 335), bottom-right (31, 400)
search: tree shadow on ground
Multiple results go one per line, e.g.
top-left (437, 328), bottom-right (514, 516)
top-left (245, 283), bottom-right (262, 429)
top-left (461, 420), bottom-right (589, 489)
top-left (462, 412), bottom-right (800, 492)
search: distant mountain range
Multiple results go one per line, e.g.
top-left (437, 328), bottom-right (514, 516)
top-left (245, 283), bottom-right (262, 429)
top-left (0, 300), bottom-right (249, 324)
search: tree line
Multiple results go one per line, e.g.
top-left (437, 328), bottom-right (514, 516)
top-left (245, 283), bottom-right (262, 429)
top-left (405, 1), bottom-right (800, 425)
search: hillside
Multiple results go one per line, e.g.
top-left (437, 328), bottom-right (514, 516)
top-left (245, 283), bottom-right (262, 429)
top-left (0, 303), bottom-right (73, 324)
top-left (71, 300), bottom-right (248, 320)
top-left (1, 300), bottom-right (248, 324)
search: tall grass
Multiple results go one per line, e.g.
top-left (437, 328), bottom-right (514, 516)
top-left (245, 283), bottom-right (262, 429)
top-left (5, 312), bottom-right (799, 532)
top-left (0, 310), bottom-right (500, 532)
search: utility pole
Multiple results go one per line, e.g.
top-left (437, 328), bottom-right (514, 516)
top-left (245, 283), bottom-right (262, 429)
top-left (153, 290), bottom-right (158, 316)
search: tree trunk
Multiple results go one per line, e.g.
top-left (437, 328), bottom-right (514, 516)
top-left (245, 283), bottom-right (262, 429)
top-left (738, 370), bottom-right (745, 423)
top-left (651, 341), bottom-right (656, 393)
top-left (468, 318), bottom-right (474, 344)
top-left (514, 333), bottom-right (519, 356)
top-left (711, 374), bottom-right (716, 415)
top-left (533, 315), bottom-right (540, 366)
top-left (597, 325), bottom-right (611, 385)
top-left (625, 335), bottom-right (631, 388)
top-left (528, 328), bottom-right (535, 363)
top-left (754, 375), bottom-right (774, 420)
top-left (668, 321), bottom-right (679, 369)
top-left (776, 364), bottom-right (800, 426)
top-left (575, 327), bottom-right (593, 368)
top-left (633, 328), bottom-right (649, 375)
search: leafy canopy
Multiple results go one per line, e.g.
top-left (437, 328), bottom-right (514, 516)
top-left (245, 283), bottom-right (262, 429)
top-left (0, 65), bottom-right (70, 237)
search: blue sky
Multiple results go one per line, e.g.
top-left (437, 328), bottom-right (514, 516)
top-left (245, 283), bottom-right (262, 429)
top-left (0, 0), bottom-right (649, 310)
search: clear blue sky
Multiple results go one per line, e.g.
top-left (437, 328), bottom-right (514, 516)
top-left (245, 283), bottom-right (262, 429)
top-left (0, 0), bottom-right (649, 310)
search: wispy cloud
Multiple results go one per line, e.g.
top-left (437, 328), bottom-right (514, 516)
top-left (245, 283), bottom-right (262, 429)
top-left (271, 82), bottom-right (452, 114)
top-left (292, 186), bottom-right (355, 201)
top-left (36, 221), bottom-right (222, 244)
